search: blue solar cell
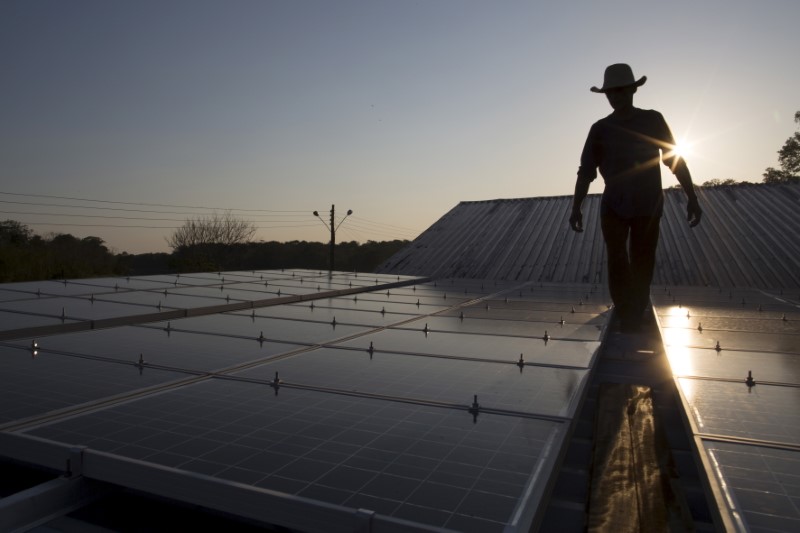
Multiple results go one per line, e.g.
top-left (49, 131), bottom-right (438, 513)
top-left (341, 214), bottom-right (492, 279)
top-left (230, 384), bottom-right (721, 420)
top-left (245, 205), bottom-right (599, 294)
top-left (665, 347), bottom-right (800, 383)
top-left (24, 378), bottom-right (565, 532)
top-left (236, 346), bottom-right (588, 417)
top-left (0, 344), bottom-right (188, 424)
top-left (394, 315), bottom-right (605, 341)
top-left (336, 328), bottom-right (599, 368)
top-left (678, 379), bottom-right (800, 446)
top-left (94, 291), bottom-right (227, 309)
top-left (5, 325), bottom-right (302, 372)
top-left (0, 310), bottom-right (79, 332)
top-left (229, 305), bottom-right (394, 328)
top-left (0, 296), bottom-right (159, 321)
top-left (702, 440), bottom-right (800, 532)
top-left (150, 314), bottom-right (371, 345)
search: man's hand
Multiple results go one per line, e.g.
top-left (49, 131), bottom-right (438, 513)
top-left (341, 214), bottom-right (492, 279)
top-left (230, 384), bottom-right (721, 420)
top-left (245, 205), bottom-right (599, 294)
top-left (687, 197), bottom-right (702, 227)
top-left (569, 208), bottom-right (584, 232)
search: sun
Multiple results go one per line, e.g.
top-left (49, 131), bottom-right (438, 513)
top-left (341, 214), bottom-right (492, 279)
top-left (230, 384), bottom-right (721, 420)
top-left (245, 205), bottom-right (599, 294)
top-left (672, 138), bottom-right (693, 159)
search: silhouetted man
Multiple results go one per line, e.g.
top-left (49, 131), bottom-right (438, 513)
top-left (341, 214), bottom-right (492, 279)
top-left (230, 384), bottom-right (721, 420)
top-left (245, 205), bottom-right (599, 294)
top-left (570, 64), bottom-right (702, 332)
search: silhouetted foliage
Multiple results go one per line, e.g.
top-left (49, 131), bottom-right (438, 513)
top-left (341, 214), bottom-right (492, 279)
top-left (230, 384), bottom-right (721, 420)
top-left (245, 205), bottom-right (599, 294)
top-left (762, 167), bottom-right (800, 184)
top-left (0, 220), bottom-right (33, 245)
top-left (166, 212), bottom-right (257, 249)
top-left (166, 212), bottom-right (258, 270)
top-left (1, 219), bottom-right (408, 282)
top-left (117, 252), bottom-right (172, 276)
top-left (0, 220), bottom-right (123, 282)
top-left (167, 240), bottom-right (408, 274)
top-left (763, 111), bottom-right (800, 184)
top-left (701, 178), bottom-right (741, 187)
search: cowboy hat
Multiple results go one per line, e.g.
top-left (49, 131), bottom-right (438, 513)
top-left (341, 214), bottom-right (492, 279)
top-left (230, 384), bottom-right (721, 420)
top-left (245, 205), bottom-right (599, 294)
top-left (591, 63), bottom-right (647, 93)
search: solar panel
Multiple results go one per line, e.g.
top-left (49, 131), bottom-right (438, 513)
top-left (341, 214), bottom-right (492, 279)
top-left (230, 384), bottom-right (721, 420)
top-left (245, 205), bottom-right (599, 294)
top-left (149, 314), bottom-right (372, 345)
top-left (0, 271), bottom-right (609, 532)
top-left (0, 296), bottom-right (165, 321)
top-left (0, 343), bottom-right (189, 425)
top-left (23, 379), bottom-right (566, 532)
top-left (654, 286), bottom-right (800, 531)
top-left (0, 310), bottom-right (79, 331)
top-left (235, 346), bottom-right (588, 418)
top-left (4, 326), bottom-right (304, 373)
top-left (701, 440), bottom-right (800, 532)
top-left (335, 329), bottom-right (600, 368)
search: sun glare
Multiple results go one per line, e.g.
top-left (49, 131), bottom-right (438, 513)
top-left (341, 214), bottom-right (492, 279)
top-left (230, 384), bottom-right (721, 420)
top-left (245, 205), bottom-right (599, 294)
top-left (672, 138), bottom-right (693, 159)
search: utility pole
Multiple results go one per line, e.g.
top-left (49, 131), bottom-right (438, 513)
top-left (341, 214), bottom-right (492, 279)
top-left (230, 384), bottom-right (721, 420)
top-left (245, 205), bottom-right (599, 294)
top-left (313, 205), bottom-right (353, 276)
top-left (329, 205), bottom-right (335, 273)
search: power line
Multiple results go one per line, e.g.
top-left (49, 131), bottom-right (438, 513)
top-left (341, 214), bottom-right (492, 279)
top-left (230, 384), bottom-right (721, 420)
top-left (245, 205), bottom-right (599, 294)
top-left (1, 203), bottom-right (417, 233)
top-left (349, 215), bottom-right (421, 233)
top-left (13, 221), bottom-right (321, 230)
top-left (344, 220), bottom-right (419, 239)
top-left (4, 213), bottom-right (415, 236)
top-left (1, 210), bottom-right (188, 222)
top-left (0, 209), bottom-right (317, 224)
top-left (5, 217), bottom-right (418, 240)
top-left (1, 191), bottom-right (424, 240)
top-left (19, 222), bottom-right (179, 229)
top-left (0, 199), bottom-right (311, 218)
top-left (0, 191), bottom-right (307, 213)
top-left (0, 193), bottom-right (426, 232)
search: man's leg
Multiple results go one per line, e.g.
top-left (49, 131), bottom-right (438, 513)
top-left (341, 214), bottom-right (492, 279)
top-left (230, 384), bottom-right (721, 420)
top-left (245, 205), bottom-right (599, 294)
top-left (601, 213), bottom-right (633, 330)
top-left (628, 216), bottom-right (661, 326)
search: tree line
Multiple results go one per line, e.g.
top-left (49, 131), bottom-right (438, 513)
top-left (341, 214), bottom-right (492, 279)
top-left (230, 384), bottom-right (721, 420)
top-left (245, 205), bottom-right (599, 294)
top-left (0, 220), bottom-right (124, 282)
top-left (162, 239), bottom-right (408, 275)
top-left (0, 219), bottom-right (408, 283)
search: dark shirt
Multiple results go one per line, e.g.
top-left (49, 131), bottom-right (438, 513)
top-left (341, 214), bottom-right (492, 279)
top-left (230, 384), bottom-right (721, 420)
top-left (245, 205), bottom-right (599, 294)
top-left (577, 108), bottom-right (689, 218)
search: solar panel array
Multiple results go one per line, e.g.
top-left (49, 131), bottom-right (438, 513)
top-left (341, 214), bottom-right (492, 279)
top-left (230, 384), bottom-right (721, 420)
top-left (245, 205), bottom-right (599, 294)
top-left (654, 287), bottom-right (800, 532)
top-left (0, 270), bottom-right (609, 532)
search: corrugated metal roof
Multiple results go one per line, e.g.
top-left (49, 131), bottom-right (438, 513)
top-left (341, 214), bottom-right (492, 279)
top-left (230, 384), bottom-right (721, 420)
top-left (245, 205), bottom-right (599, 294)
top-left (378, 183), bottom-right (800, 289)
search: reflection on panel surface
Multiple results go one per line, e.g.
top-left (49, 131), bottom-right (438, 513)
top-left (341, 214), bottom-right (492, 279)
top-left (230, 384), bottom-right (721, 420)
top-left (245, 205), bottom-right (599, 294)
top-left (0, 310), bottom-right (79, 331)
top-left (678, 378), bottom-right (800, 446)
top-left (703, 440), bottom-right (800, 532)
top-left (94, 291), bottom-right (227, 309)
top-left (336, 329), bottom-right (599, 368)
top-left (154, 314), bottom-right (370, 344)
top-left (656, 287), bottom-right (800, 531)
top-left (0, 344), bottom-right (188, 425)
top-left (228, 307), bottom-right (392, 328)
top-left (6, 326), bottom-right (301, 372)
top-left (395, 315), bottom-right (606, 341)
top-left (237, 347), bottom-right (588, 418)
top-left (0, 297), bottom-right (155, 321)
top-left (665, 346), bottom-right (800, 384)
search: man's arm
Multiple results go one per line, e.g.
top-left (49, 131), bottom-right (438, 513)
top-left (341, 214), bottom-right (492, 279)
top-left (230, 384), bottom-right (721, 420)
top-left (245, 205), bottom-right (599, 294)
top-left (569, 177), bottom-right (590, 232)
top-left (571, 125), bottom-right (598, 232)
top-left (661, 114), bottom-right (702, 227)
top-left (673, 162), bottom-right (702, 227)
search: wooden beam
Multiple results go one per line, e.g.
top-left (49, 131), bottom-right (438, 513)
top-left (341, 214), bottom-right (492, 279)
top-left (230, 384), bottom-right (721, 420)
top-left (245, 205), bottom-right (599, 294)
top-left (588, 383), bottom-right (694, 532)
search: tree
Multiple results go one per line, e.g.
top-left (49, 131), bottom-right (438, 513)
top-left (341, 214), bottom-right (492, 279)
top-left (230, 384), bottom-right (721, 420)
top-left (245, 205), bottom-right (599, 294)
top-left (166, 212), bottom-right (257, 250)
top-left (763, 111), bottom-right (800, 184)
top-left (702, 178), bottom-right (740, 187)
top-left (762, 167), bottom-right (798, 184)
top-left (0, 221), bottom-right (122, 282)
top-left (0, 219), bottom-right (33, 245)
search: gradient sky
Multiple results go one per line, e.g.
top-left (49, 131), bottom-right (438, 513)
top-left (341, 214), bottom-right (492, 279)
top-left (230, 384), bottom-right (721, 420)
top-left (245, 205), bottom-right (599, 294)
top-left (2, 0), bottom-right (798, 254)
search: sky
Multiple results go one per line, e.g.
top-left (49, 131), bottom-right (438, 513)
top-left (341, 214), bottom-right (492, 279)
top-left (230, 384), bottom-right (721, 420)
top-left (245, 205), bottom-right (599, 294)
top-left (1, 0), bottom-right (798, 254)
